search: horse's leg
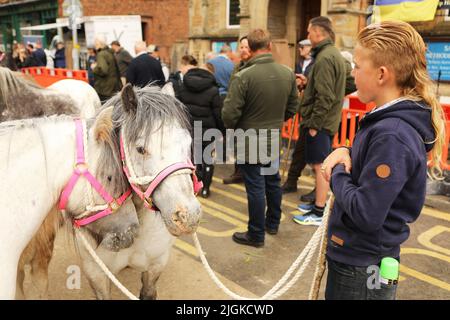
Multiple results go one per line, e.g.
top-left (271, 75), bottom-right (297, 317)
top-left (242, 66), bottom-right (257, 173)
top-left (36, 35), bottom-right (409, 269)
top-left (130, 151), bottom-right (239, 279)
top-left (139, 259), bottom-right (169, 300)
top-left (139, 270), bottom-right (161, 300)
top-left (82, 258), bottom-right (112, 300)
top-left (78, 233), bottom-right (112, 300)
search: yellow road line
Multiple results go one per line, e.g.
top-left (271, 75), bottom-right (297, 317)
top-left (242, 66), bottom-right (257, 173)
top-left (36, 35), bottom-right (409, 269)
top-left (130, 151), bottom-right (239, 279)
top-left (202, 204), bottom-right (248, 227)
top-left (417, 225), bottom-right (450, 256)
top-left (422, 207), bottom-right (450, 222)
top-left (208, 186), bottom-right (287, 220)
top-left (400, 265), bottom-right (450, 292)
top-left (400, 248), bottom-right (450, 291)
top-left (199, 197), bottom-right (248, 221)
top-left (174, 239), bottom-right (198, 257)
top-left (211, 181), bottom-right (299, 210)
top-left (401, 247), bottom-right (450, 263)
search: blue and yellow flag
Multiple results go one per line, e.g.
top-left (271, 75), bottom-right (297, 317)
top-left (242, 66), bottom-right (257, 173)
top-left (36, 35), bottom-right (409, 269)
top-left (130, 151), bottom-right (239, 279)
top-left (372, 0), bottom-right (439, 23)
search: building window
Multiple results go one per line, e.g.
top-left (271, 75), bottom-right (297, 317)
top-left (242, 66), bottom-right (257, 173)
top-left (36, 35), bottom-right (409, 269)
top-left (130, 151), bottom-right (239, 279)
top-left (227, 0), bottom-right (240, 29)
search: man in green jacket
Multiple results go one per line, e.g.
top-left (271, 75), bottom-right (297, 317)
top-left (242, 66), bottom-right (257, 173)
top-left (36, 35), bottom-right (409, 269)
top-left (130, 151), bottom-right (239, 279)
top-left (91, 35), bottom-right (122, 102)
top-left (222, 35), bottom-right (252, 185)
top-left (293, 16), bottom-right (347, 227)
top-left (222, 29), bottom-right (298, 247)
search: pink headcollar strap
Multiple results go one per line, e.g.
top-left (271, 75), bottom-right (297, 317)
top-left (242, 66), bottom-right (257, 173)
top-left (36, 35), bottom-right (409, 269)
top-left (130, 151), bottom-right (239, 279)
top-left (59, 119), bottom-right (133, 228)
top-left (120, 135), bottom-right (203, 211)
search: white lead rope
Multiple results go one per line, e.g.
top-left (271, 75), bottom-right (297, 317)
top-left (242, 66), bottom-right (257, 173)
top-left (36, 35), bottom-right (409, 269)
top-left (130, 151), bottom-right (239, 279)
top-left (75, 229), bottom-right (139, 300)
top-left (192, 195), bottom-right (332, 300)
top-left (76, 196), bottom-right (333, 300)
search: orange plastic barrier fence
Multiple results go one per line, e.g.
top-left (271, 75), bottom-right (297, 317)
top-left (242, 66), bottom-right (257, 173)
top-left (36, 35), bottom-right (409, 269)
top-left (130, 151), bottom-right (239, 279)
top-left (282, 100), bottom-right (450, 171)
top-left (21, 67), bottom-right (88, 87)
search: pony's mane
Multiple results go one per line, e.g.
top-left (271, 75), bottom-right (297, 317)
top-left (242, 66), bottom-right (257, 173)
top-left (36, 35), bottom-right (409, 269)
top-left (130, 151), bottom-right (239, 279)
top-left (90, 107), bottom-right (129, 196)
top-left (0, 67), bottom-right (79, 121)
top-left (103, 85), bottom-right (191, 142)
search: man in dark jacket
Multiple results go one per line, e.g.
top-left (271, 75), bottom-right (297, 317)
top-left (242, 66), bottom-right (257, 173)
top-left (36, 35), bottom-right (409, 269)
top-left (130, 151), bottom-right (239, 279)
top-left (292, 16), bottom-right (347, 226)
top-left (92, 35), bottom-right (122, 101)
top-left (126, 41), bottom-right (165, 88)
top-left (222, 29), bottom-right (298, 247)
top-left (33, 42), bottom-right (47, 67)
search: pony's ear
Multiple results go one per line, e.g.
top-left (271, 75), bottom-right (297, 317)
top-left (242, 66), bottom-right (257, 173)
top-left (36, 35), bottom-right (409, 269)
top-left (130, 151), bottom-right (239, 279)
top-left (121, 84), bottom-right (138, 114)
top-left (94, 107), bottom-right (113, 143)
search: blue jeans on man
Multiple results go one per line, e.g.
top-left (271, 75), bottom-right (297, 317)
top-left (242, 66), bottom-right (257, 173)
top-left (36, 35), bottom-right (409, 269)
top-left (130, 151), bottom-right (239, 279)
top-left (237, 161), bottom-right (282, 243)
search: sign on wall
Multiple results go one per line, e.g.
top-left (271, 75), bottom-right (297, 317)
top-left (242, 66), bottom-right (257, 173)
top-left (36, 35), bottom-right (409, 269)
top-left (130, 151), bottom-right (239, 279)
top-left (426, 42), bottom-right (450, 82)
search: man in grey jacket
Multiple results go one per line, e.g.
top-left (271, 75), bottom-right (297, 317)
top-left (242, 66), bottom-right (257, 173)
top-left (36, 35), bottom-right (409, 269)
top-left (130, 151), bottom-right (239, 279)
top-left (222, 29), bottom-right (298, 247)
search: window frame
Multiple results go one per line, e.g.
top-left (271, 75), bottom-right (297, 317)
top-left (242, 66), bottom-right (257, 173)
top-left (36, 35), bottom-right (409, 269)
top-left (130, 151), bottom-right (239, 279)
top-left (226, 0), bottom-right (240, 29)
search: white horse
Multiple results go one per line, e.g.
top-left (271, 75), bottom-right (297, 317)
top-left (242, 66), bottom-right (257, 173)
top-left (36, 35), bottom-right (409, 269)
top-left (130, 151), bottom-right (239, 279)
top-left (12, 85), bottom-right (202, 299)
top-left (0, 112), bottom-right (141, 299)
top-left (76, 85), bottom-right (202, 299)
top-left (0, 68), bottom-right (104, 299)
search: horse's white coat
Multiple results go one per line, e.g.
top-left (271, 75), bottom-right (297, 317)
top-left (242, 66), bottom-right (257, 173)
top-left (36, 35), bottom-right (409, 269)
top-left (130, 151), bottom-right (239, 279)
top-left (0, 116), bottom-right (139, 299)
top-left (48, 79), bottom-right (101, 118)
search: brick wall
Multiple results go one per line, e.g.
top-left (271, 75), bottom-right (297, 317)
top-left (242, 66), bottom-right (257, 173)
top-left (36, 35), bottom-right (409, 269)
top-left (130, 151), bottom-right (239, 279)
top-left (75, 0), bottom-right (189, 65)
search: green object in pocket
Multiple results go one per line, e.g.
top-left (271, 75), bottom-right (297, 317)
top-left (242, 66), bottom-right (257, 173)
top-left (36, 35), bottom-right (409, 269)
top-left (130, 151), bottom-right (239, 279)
top-left (380, 257), bottom-right (399, 281)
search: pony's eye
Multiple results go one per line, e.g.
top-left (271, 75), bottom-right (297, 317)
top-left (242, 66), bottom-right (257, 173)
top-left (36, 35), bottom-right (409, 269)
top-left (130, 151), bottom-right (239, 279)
top-left (136, 146), bottom-right (146, 155)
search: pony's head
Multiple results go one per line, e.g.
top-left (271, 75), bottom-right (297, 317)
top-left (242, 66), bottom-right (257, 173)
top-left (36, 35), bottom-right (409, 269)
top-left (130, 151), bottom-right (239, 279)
top-left (106, 85), bottom-right (202, 236)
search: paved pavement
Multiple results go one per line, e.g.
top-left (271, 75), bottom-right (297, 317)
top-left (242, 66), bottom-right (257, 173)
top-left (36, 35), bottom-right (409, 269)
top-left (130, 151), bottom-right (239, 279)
top-left (21, 164), bottom-right (450, 300)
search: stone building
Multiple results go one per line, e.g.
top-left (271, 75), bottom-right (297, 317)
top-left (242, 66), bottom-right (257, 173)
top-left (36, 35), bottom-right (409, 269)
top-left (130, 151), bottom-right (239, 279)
top-left (0, 0), bottom-right (190, 68)
top-left (188, 0), bottom-right (449, 94)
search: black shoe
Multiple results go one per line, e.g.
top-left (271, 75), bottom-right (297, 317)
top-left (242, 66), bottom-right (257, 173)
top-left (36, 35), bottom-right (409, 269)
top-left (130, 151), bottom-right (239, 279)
top-left (281, 182), bottom-right (297, 194)
top-left (232, 232), bottom-right (264, 248)
top-left (265, 226), bottom-right (278, 235)
top-left (300, 188), bottom-right (316, 203)
top-left (201, 188), bottom-right (210, 198)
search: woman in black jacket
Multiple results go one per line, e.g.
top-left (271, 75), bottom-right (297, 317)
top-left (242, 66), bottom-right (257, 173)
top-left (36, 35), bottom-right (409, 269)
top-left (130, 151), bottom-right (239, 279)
top-left (175, 55), bottom-right (223, 198)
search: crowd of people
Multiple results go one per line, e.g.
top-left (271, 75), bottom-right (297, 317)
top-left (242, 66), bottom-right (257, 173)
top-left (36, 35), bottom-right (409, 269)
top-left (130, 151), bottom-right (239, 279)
top-left (1, 16), bottom-right (443, 300)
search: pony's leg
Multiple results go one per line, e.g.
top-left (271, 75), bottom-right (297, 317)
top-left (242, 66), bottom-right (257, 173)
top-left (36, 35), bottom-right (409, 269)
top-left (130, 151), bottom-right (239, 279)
top-left (139, 268), bottom-right (163, 300)
top-left (83, 259), bottom-right (112, 300)
top-left (78, 235), bottom-right (112, 300)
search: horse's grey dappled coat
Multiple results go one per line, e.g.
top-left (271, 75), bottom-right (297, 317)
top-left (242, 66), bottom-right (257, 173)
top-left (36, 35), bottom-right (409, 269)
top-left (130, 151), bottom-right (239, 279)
top-left (0, 67), bottom-right (78, 121)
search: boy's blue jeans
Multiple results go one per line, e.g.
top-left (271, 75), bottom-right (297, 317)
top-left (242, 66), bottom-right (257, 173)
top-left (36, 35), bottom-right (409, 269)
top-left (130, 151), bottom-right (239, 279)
top-left (325, 257), bottom-right (397, 300)
top-left (237, 161), bottom-right (282, 242)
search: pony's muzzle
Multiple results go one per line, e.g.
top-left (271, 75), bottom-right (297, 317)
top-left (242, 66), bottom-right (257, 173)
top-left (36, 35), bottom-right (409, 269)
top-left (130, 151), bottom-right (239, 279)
top-left (171, 205), bottom-right (201, 234)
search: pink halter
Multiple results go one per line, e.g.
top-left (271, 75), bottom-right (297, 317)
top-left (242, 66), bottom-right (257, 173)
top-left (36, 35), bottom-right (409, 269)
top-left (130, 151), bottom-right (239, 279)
top-left (59, 119), bottom-right (132, 228)
top-left (120, 136), bottom-right (203, 211)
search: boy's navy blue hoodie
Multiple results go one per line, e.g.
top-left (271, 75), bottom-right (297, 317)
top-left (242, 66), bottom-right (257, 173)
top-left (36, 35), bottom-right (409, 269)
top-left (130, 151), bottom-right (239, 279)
top-left (327, 99), bottom-right (435, 267)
